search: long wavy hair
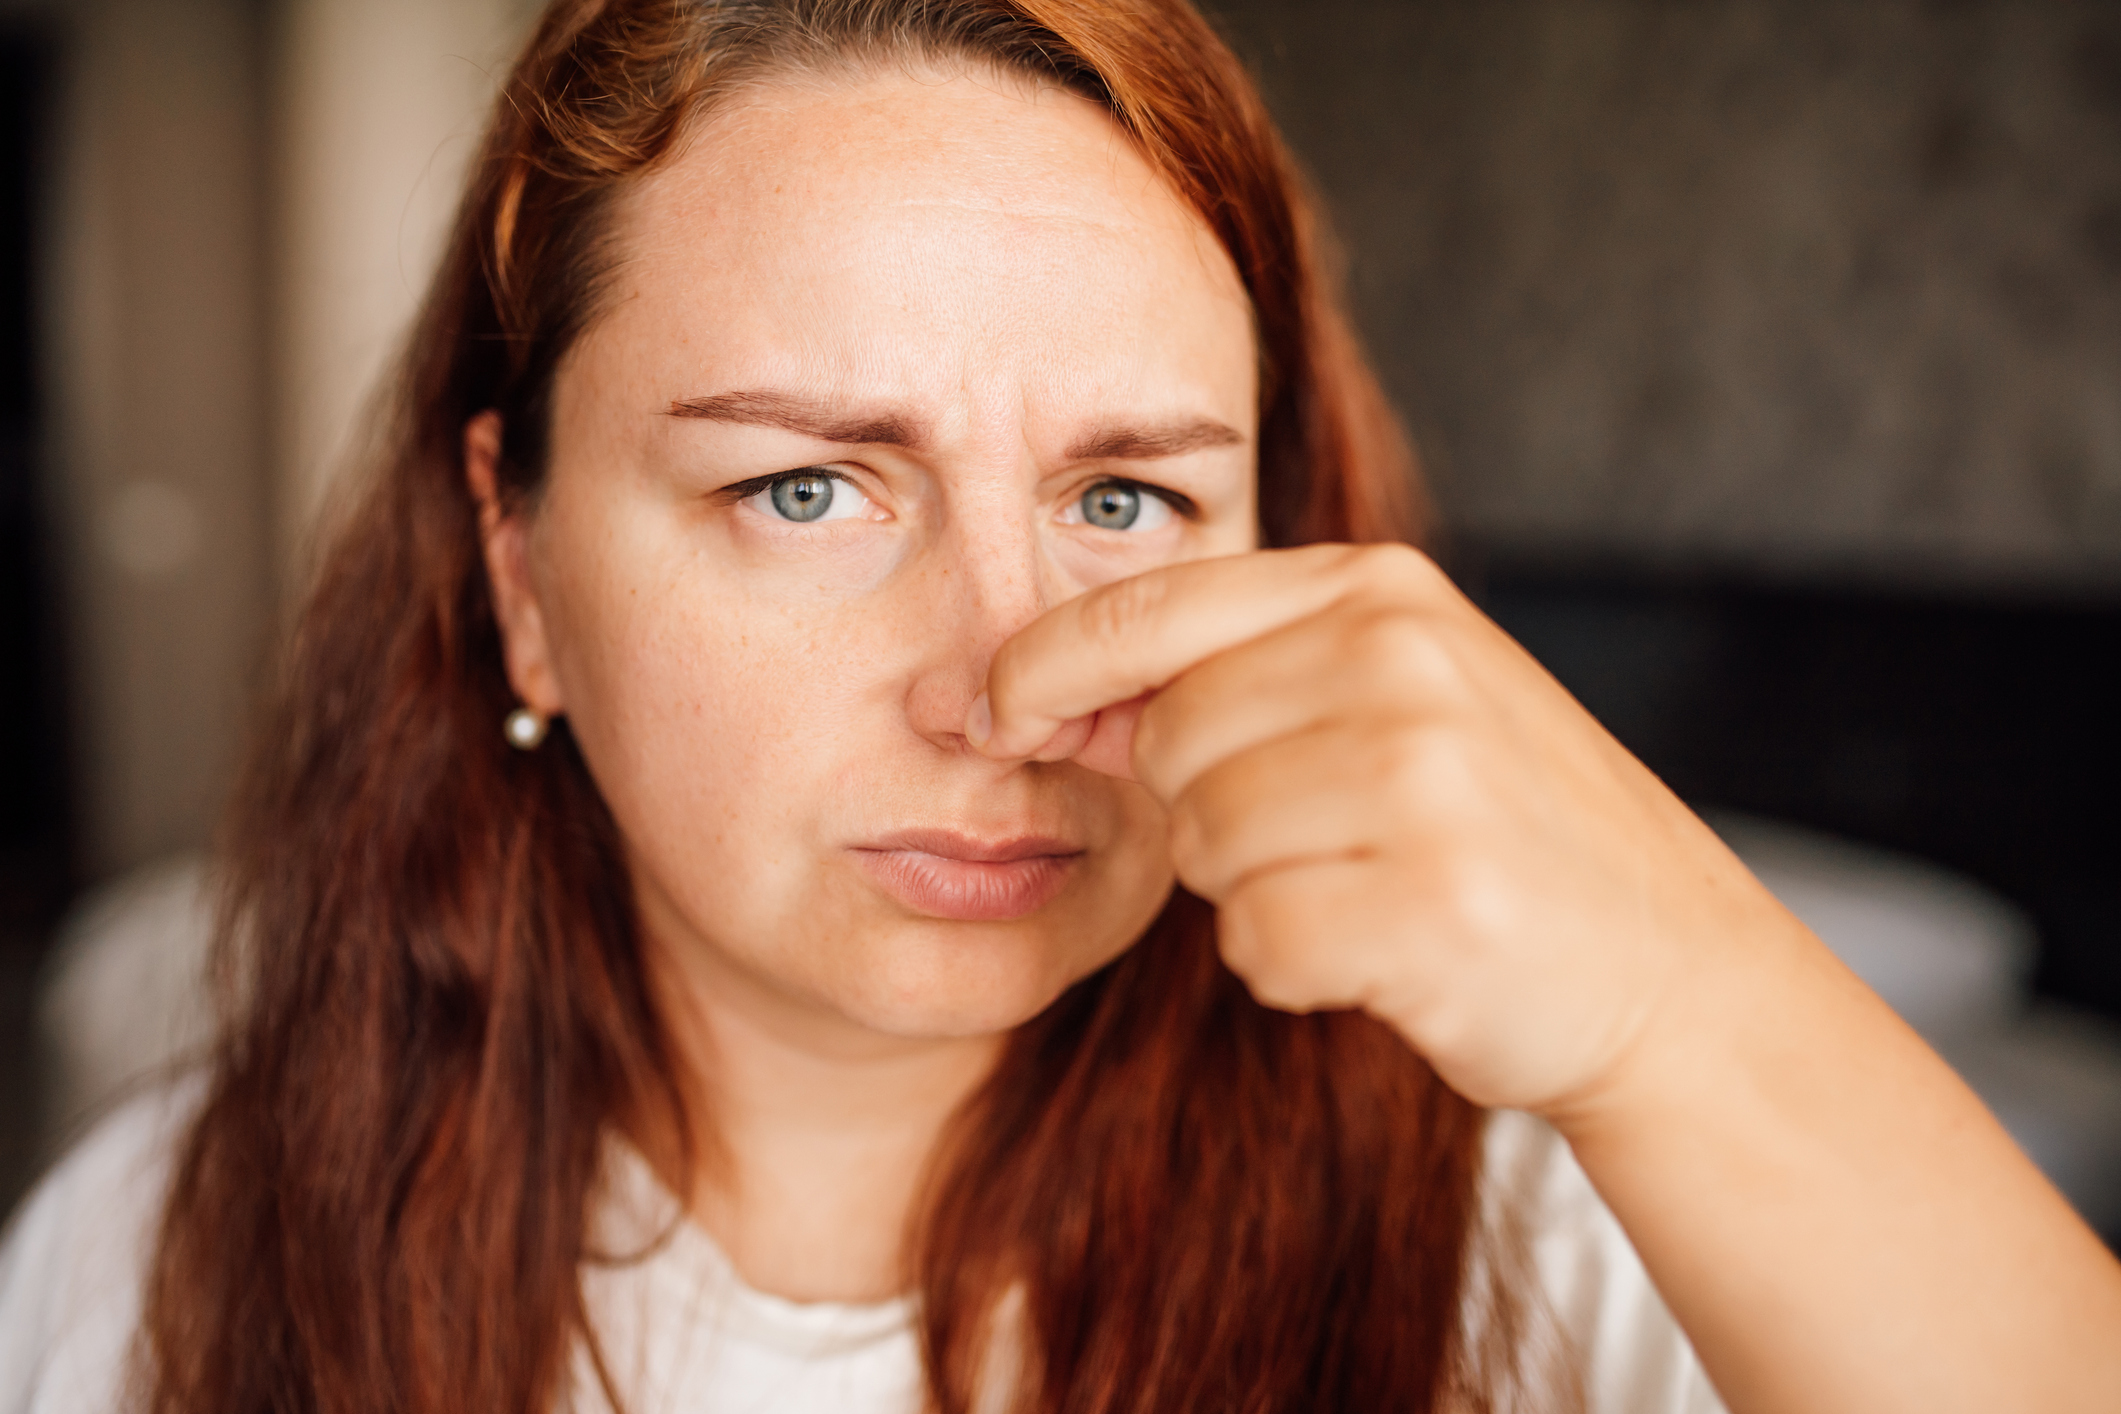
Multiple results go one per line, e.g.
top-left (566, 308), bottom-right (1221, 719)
top-left (144, 2), bottom-right (1525, 1410)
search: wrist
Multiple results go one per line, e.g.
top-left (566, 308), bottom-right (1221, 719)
top-left (1534, 892), bottom-right (1832, 1157)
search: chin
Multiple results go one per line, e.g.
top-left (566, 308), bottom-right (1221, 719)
top-left (827, 916), bottom-right (1137, 1040)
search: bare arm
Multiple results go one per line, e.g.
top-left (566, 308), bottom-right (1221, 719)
top-left (1558, 901), bottom-right (2121, 1411)
top-left (971, 543), bottom-right (2121, 1413)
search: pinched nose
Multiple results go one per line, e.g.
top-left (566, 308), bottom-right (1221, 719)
top-left (897, 514), bottom-right (1066, 753)
top-left (1026, 712), bottom-right (1094, 763)
top-left (963, 689), bottom-right (1145, 780)
top-left (1071, 694), bottom-right (1146, 781)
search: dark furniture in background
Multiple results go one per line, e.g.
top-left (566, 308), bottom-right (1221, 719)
top-left (1476, 562), bottom-right (2121, 1023)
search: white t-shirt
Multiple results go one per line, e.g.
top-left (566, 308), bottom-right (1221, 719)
top-left (0, 1087), bottom-right (1725, 1414)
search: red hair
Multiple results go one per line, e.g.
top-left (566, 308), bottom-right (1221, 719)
top-left (144, 3), bottom-right (1521, 1410)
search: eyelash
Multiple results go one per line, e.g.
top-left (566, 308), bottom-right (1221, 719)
top-left (1085, 477), bottom-right (1198, 520)
top-left (716, 467), bottom-right (849, 503)
top-left (715, 468), bottom-right (1198, 522)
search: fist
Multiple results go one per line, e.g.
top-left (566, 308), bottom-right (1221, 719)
top-left (970, 544), bottom-right (1791, 1116)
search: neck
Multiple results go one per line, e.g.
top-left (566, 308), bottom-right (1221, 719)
top-left (643, 927), bottom-right (1005, 1304)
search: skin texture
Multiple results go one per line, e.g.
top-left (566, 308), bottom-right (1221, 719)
top-left (472, 64), bottom-right (2121, 1412)
top-left (974, 543), bottom-right (2121, 1411)
top-left (469, 67), bottom-right (1257, 1300)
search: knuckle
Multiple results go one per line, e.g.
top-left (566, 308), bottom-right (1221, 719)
top-left (1377, 720), bottom-right (1489, 805)
top-left (1163, 800), bottom-right (1213, 890)
top-left (1374, 726), bottom-right (1455, 803)
top-left (1218, 878), bottom-right (1319, 1007)
top-left (1224, 927), bottom-right (1304, 1008)
top-left (1396, 992), bottom-right (1481, 1080)
top-left (1346, 603), bottom-right (1423, 658)
top-left (1213, 898), bottom-right (1263, 970)
top-left (1343, 605), bottom-right (1471, 701)
top-left (1428, 846), bottom-right (1512, 933)
top-left (1079, 570), bottom-right (1169, 651)
top-left (1247, 975), bottom-right (1312, 1014)
top-left (1347, 541), bottom-right (1444, 600)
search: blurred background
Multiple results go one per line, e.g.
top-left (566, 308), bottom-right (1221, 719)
top-left (0, 0), bottom-right (2116, 1239)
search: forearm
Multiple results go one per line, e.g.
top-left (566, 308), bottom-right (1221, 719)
top-left (1553, 910), bottom-right (2121, 1414)
top-left (972, 543), bottom-right (2121, 1407)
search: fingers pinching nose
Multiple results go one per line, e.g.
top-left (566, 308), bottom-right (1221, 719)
top-left (963, 690), bottom-right (1052, 759)
top-left (963, 684), bottom-right (1146, 779)
top-left (964, 690), bottom-right (1086, 763)
top-left (1032, 716), bottom-right (1095, 763)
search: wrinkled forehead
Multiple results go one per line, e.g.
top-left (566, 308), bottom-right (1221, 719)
top-left (636, 53), bottom-right (1211, 251)
top-left (573, 64), bottom-right (1257, 445)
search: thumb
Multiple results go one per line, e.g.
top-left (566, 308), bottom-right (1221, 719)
top-left (1069, 693), bottom-right (1150, 782)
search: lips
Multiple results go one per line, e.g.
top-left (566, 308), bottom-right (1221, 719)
top-left (851, 829), bottom-right (1083, 921)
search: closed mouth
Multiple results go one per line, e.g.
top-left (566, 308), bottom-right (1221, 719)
top-left (851, 830), bottom-right (1083, 921)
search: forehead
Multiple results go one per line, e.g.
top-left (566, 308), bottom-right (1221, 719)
top-left (577, 63), bottom-right (1257, 438)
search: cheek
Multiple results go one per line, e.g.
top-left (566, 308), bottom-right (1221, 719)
top-left (1091, 780), bottom-right (1181, 937)
top-left (528, 487), bottom-right (894, 850)
top-left (563, 584), bottom-right (898, 848)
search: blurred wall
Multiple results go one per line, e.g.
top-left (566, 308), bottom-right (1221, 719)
top-left (1216, 0), bottom-right (2121, 589)
top-left (43, 0), bottom-right (270, 878)
top-left (273, 0), bottom-right (534, 563)
top-left (25, 0), bottom-right (2121, 878)
top-left (27, 0), bottom-right (530, 879)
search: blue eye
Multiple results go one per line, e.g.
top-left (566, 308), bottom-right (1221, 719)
top-left (742, 469), bottom-right (872, 524)
top-left (1073, 481), bottom-right (1174, 533)
top-left (1082, 483), bottom-right (1140, 529)
top-left (771, 473), bottom-right (835, 522)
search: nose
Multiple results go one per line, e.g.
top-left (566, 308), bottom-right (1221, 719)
top-left (899, 489), bottom-right (1059, 755)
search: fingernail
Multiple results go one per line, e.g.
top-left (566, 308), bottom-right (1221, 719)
top-left (966, 692), bottom-right (992, 748)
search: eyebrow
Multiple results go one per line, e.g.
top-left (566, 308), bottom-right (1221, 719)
top-left (666, 390), bottom-right (922, 448)
top-left (1065, 418), bottom-right (1246, 461)
top-left (666, 389), bottom-right (1245, 462)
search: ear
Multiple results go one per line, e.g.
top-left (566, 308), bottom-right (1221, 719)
top-left (465, 411), bottom-right (565, 716)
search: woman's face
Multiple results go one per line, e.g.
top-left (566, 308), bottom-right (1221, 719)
top-left (486, 65), bottom-right (1258, 1039)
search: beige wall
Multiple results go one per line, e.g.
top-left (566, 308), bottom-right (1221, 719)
top-left (42, 0), bottom-right (534, 877)
top-left (45, 0), bottom-right (270, 877)
top-left (36, 0), bottom-right (2121, 879)
top-left (272, 0), bottom-right (534, 562)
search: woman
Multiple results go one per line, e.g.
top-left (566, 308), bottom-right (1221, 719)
top-left (4, 0), bottom-right (2117, 1410)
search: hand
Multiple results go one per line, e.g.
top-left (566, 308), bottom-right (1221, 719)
top-left (969, 543), bottom-right (1795, 1117)
top-left (974, 544), bottom-right (2121, 1414)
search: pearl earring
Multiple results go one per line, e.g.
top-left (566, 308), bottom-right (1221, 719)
top-left (503, 706), bottom-right (549, 751)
